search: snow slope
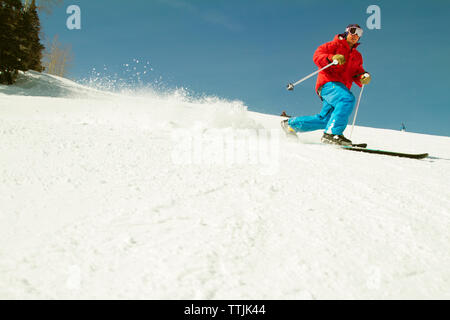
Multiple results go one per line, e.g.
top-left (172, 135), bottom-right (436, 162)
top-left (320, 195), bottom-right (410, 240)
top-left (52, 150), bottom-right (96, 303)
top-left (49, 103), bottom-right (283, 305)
top-left (1, 72), bottom-right (449, 299)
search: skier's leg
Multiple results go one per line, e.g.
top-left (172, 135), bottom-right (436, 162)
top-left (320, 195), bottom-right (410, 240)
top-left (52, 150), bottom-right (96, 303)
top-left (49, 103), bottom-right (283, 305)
top-left (288, 100), bottom-right (333, 132)
top-left (321, 82), bottom-right (356, 135)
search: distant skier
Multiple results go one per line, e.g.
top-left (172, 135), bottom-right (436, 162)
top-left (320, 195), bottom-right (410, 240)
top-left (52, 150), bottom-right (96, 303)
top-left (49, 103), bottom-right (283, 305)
top-left (281, 24), bottom-right (371, 145)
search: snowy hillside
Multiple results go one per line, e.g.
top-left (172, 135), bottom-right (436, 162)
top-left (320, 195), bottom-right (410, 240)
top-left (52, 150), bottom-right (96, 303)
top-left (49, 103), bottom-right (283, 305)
top-left (1, 72), bottom-right (449, 299)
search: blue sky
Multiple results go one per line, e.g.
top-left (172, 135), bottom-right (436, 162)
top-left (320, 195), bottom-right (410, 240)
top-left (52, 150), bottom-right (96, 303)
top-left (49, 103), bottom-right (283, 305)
top-left (40, 0), bottom-right (450, 136)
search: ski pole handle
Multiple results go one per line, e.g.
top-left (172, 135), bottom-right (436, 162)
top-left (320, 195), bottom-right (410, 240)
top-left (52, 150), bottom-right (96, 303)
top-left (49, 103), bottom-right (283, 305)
top-left (287, 60), bottom-right (338, 91)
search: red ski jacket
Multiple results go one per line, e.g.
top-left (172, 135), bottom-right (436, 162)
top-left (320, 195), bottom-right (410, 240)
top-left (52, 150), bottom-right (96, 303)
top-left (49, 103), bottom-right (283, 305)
top-left (313, 34), bottom-right (366, 94)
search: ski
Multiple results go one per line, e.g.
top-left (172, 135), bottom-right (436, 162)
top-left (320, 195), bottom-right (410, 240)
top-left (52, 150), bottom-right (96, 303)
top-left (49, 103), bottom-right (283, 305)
top-left (350, 143), bottom-right (367, 148)
top-left (324, 142), bottom-right (367, 148)
top-left (341, 146), bottom-right (429, 159)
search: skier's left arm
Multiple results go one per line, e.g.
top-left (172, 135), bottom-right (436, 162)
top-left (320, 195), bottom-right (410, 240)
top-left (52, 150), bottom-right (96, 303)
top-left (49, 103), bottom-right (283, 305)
top-left (352, 54), bottom-right (371, 87)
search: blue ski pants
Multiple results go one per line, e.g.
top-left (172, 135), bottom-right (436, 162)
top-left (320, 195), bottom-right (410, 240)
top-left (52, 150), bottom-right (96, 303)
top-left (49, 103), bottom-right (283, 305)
top-left (288, 82), bottom-right (356, 135)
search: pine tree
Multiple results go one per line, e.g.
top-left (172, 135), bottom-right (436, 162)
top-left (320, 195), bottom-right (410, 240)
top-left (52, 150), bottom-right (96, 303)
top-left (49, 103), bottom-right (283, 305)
top-left (0, 0), bottom-right (25, 84)
top-left (16, 1), bottom-right (31, 71)
top-left (0, 0), bottom-right (45, 84)
top-left (22, 0), bottom-right (44, 72)
top-left (0, 4), bottom-right (7, 79)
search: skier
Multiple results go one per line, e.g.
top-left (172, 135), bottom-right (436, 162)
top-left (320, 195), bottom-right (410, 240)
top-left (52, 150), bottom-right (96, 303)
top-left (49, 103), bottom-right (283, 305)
top-left (281, 24), bottom-right (371, 145)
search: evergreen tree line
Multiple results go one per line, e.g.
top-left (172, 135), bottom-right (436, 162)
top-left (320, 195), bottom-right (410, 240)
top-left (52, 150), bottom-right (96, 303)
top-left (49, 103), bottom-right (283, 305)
top-left (0, 0), bottom-right (44, 85)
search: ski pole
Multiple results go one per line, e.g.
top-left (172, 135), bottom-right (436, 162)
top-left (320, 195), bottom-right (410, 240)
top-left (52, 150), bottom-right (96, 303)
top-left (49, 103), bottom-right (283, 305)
top-left (350, 84), bottom-right (366, 139)
top-left (286, 60), bottom-right (338, 91)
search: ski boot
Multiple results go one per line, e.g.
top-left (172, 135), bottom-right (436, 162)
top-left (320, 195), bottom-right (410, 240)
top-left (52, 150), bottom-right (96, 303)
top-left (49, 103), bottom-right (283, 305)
top-left (321, 133), bottom-right (352, 146)
top-left (281, 120), bottom-right (298, 139)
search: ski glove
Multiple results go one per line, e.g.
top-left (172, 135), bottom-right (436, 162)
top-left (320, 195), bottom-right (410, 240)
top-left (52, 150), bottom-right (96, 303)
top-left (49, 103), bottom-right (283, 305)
top-left (332, 54), bottom-right (346, 65)
top-left (360, 73), bottom-right (371, 85)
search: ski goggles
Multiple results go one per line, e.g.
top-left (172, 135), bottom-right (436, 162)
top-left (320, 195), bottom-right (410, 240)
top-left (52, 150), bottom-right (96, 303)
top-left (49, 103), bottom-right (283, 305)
top-left (346, 26), bottom-right (363, 37)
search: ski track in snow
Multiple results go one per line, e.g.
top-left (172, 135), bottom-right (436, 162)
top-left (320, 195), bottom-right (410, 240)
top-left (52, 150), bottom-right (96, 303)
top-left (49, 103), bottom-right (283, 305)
top-left (1, 72), bottom-right (450, 299)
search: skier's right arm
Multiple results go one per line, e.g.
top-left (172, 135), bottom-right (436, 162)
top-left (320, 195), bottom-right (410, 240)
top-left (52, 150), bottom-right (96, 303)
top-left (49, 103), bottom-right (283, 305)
top-left (313, 41), bottom-right (338, 68)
